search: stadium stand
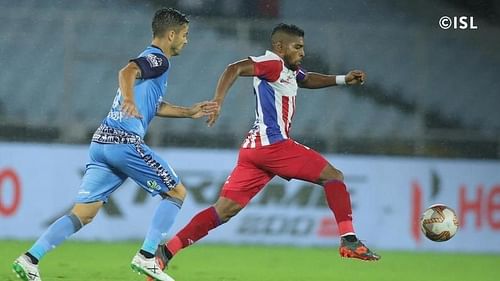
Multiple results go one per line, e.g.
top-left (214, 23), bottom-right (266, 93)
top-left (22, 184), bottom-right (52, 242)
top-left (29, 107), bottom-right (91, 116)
top-left (0, 0), bottom-right (499, 158)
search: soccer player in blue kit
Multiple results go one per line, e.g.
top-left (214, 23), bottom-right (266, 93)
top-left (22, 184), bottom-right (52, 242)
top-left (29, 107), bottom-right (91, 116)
top-left (12, 8), bottom-right (216, 281)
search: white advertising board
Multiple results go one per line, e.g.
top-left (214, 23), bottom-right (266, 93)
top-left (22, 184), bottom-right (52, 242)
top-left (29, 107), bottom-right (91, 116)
top-left (1, 142), bottom-right (499, 252)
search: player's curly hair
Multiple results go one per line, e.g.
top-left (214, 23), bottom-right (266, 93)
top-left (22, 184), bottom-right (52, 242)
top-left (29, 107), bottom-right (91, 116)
top-left (152, 8), bottom-right (189, 38)
top-left (271, 23), bottom-right (304, 37)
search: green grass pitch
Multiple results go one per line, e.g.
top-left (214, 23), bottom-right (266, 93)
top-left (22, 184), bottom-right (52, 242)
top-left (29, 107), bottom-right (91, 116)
top-left (1, 240), bottom-right (499, 281)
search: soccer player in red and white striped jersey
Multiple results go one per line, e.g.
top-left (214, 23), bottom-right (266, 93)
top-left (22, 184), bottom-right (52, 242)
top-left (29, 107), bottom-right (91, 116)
top-left (148, 22), bottom-right (380, 281)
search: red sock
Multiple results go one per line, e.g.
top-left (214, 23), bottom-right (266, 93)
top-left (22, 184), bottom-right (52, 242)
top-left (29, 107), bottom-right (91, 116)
top-left (166, 206), bottom-right (221, 256)
top-left (323, 180), bottom-right (355, 236)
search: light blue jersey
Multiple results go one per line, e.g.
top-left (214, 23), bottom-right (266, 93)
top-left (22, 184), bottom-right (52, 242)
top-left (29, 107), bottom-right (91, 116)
top-left (76, 45), bottom-right (180, 203)
top-left (104, 45), bottom-right (170, 138)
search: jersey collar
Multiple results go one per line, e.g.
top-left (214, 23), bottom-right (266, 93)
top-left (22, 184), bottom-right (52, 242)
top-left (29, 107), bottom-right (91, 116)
top-left (265, 50), bottom-right (283, 62)
top-left (150, 44), bottom-right (164, 53)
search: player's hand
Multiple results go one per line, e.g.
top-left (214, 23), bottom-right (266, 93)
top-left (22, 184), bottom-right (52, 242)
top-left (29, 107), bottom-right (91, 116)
top-left (346, 70), bottom-right (366, 85)
top-left (206, 100), bottom-right (222, 127)
top-left (190, 101), bottom-right (219, 119)
top-left (121, 98), bottom-right (142, 119)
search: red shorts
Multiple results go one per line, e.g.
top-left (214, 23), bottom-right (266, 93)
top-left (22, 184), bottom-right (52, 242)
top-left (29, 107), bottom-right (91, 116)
top-left (220, 139), bottom-right (329, 206)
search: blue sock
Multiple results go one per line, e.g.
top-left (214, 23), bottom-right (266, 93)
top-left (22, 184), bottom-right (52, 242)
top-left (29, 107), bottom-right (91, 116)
top-left (28, 213), bottom-right (83, 261)
top-left (141, 197), bottom-right (182, 255)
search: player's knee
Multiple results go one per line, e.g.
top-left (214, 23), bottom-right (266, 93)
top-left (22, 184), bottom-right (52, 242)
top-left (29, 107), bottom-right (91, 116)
top-left (71, 202), bottom-right (102, 226)
top-left (214, 199), bottom-right (242, 223)
top-left (220, 208), bottom-right (241, 223)
top-left (81, 216), bottom-right (94, 225)
top-left (332, 168), bottom-right (344, 181)
top-left (319, 165), bottom-right (344, 184)
top-left (165, 183), bottom-right (187, 201)
top-left (72, 212), bottom-right (95, 225)
top-left (71, 211), bottom-right (97, 225)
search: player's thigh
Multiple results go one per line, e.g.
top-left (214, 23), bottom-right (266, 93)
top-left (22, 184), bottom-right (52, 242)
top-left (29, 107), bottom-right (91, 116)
top-left (267, 140), bottom-right (329, 184)
top-left (111, 143), bottom-right (181, 197)
top-left (220, 159), bottom-right (274, 207)
top-left (76, 143), bottom-right (126, 204)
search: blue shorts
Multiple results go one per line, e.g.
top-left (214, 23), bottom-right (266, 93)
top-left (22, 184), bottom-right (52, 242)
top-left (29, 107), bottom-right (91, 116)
top-left (75, 142), bottom-right (180, 203)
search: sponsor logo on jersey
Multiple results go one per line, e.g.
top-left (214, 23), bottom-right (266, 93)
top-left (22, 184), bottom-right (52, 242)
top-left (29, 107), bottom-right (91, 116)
top-left (107, 110), bottom-right (123, 122)
top-left (146, 54), bottom-right (162, 68)
top-left (147, 180), bottom-right (161, 191)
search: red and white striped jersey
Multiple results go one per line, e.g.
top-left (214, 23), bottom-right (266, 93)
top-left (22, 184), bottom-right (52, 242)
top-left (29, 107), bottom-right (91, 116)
top-left (242, 50), bottom-right (307, 148)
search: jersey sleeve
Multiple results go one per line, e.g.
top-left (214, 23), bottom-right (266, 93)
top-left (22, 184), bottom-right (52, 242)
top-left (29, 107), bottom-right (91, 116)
top-left (295, 67), bottom-right (307, 82)
top-left (130, 53), bottom-right (169, 79)
top-left (249, 56), bottom-right (282, 82)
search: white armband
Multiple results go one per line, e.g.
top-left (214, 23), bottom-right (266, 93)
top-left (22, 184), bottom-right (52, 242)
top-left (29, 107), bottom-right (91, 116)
top-left (335, 75), bottom-right (346, 85)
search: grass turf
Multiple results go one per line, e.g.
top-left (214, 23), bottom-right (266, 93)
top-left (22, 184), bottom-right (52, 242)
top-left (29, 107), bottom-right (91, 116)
top-left (1, 240), bottom-right (499, 281)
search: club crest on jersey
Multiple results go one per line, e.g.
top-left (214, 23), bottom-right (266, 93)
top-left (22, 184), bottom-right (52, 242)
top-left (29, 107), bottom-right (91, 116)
top-left (146, 54), bottom-right (162, 68)
top-left (280, 73), bottom-right (295, 84)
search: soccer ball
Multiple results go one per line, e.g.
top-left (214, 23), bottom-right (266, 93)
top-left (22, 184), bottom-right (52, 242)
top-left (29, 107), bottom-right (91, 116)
top-left (420, 204), bottom-right (459, 242)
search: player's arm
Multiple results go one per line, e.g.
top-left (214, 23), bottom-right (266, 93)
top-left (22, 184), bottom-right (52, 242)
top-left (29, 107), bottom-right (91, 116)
top-left (119, 53), bottom-right (169, 119)
top-left (156, 100), bottom-right (218, 119)
top-left (118, 62), bottom-right (143, 118)
top-left (207, 59), bottom-right (256, 127)
top-left (298, 70), bottom-right (366, 89)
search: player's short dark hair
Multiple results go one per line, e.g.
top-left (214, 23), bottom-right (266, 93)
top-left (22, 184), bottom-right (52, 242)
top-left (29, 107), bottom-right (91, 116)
top-left (152, 8), bottom-right (189, 38)
top-left (271, 23), bottom-right (304, 38)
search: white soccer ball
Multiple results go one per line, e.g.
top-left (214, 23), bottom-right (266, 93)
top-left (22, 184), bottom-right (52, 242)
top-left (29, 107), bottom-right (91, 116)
top-left (420, 204), bottom-right (459, 242)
